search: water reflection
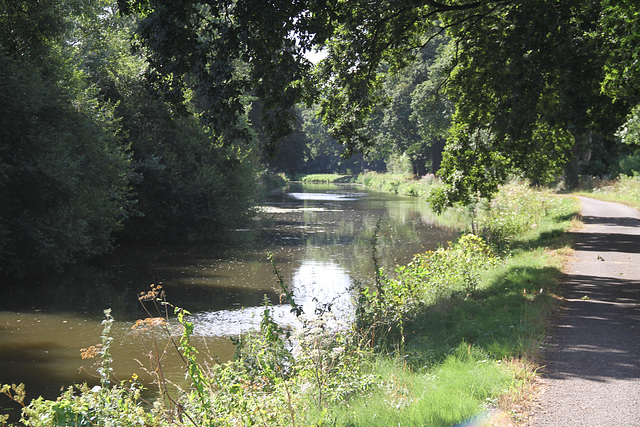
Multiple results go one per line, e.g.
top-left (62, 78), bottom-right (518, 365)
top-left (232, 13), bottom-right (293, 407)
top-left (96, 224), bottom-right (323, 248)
top-left (0, 182), bottom-right (459, 403)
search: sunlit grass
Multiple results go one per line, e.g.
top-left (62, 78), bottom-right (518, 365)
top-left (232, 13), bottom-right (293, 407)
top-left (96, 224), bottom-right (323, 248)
top-left (314, 186), bottom-right (579, 425)
top-left (574, 175), bottom-right (640, 209)
top-left (297, 174), bottom-right (356, 183)
top-left (316, 347), bottom-right (512, 426)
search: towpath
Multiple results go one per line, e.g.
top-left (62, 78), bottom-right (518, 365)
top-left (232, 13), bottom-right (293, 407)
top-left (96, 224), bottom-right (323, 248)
top-left (532, 196), bottom-right (640, 426)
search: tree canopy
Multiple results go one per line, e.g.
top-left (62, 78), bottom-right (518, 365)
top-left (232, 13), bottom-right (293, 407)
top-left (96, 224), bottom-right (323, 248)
top-left (4, 0), bottom-right (640, 277)
top-left (0, 0), bottom-right (259, 277)
top-left (118, 0), bottom-right (640, 205)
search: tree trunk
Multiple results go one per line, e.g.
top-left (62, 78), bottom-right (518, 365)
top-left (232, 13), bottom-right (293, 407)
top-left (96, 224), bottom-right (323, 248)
top-left (565, 130), bottom-right (580, 190)
top-left (431, 138), bottom-right (445, 175)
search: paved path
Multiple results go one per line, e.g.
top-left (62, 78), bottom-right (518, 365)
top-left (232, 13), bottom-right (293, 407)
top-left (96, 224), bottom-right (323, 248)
top-left (533, 197), bottom-right (640, 426)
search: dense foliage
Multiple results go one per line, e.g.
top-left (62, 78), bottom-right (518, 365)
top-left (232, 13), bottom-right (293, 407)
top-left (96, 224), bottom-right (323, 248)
top-left (116, 0), bottom-right (640, 203)
top-left (0, 0), bottom-right (261, 277)
top-left (0, 0), bottom-right (133, 276)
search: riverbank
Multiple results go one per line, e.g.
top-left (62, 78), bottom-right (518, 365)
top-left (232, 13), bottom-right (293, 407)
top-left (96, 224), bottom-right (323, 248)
top-left (298, 172), bottom-right (442, 199)
top-left (300, 173), bottom-right (581, 424)
top-left (1, 180), bottom-right (579, 426)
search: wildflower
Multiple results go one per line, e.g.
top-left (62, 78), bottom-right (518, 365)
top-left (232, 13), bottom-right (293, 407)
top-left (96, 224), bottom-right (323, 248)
top-left (80, 345), bottom-right (101, 359)
top-left (131, 317), bottom-right (168, 331)
top-left (138, 284), bottom-right (164, 301)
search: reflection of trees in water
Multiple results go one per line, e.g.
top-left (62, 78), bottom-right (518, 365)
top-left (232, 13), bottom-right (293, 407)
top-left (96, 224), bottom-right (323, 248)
top-left (1, 266), bottom-right (140, 319)
top-left (1, 184), bottom-right (457, 321)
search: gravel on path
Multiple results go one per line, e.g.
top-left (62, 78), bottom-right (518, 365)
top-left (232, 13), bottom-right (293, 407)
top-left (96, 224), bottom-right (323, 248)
top-left (532, 196), bottom-right (640, 426)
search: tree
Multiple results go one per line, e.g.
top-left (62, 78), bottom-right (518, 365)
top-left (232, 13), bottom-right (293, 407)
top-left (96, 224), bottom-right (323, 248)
top-left (410, 38), bottom-right (455, 176)
top-left (1, 0), bottom-right (264, 278)
top-left (118, 0), bottom-right (639, 206)
top-left (0, 0), bottom-right (133, 277)
top-left (72, 3), bottom-right (259, 244)
top-left (367, 65), bottom-right (427, 174)
top-left (601, 0), bottom-right (640, 104)
top-left (354, 34), bottom-right (452, 177)
top-left (299, 106), bottom-right (361, 174)
top-left (116, 0), bottom-right (497, 146)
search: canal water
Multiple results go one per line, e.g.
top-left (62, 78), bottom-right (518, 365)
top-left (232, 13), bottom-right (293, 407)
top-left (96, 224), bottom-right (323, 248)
top-left (0, 182), bottom-right (459, 404)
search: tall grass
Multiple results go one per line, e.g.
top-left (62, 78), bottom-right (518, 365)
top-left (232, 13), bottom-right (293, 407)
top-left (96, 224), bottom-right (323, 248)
top-left (575, 175), bottom-right (640, 209)
top-left (319, 346), bottom-right (512, 426)
top-left (356, 172), bottom-right (440, 198)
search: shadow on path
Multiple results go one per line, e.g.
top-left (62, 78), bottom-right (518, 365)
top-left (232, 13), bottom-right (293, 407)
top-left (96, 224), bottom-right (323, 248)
top-left (569, 230), bottom-right (640, 253)
top-left (534, 197), bottom-right (640, 426)
top-left (581, 215), bottom-right (640, 228)
top-left (543, 274), bottom-right (640, 382)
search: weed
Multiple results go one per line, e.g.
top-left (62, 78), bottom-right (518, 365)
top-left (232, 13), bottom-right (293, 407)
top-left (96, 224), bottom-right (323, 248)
top-left (577, 174), bottom-right (640, 209)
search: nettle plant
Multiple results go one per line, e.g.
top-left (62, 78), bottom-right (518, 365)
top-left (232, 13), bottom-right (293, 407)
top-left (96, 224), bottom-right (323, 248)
top-left (356, 233), bottom-right (498, 347)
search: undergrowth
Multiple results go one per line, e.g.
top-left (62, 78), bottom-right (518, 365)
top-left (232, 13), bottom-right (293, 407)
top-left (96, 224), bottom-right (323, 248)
top-left (356, 172), bottom-right (441, 198)
top-left (1, 182), bottom-right (579, 426)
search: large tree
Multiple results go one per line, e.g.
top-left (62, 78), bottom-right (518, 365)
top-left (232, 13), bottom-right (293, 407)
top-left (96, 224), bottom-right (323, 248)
top-left (0, 0), bottom-right (263, 278)
top-left (116, 0), bottom-right (493, 143)
top-left (73, 2), bottom-right (260, 244)
top-left (118, 0), bottom-right (638, 203)
top-left (431, 0), bottom-right (620, 207)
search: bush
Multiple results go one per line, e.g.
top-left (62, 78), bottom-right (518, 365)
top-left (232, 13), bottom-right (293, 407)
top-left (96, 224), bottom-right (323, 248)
top-left (257, 170), bottom-right (287, 191)
top-left (355, 234), bottom-right (498, 348)
top-left (298, 174), bottom-right (356, 183)
top-left (121, 99), bottom-right (259, 244)
top-left (0, 49), bottom-right (133, 277)
top-left (356, 172), bottom-right (442, 199)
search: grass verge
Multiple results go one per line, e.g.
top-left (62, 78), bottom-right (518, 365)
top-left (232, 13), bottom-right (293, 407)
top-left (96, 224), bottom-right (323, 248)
top-left (574, 175), bottom-right (640, 209)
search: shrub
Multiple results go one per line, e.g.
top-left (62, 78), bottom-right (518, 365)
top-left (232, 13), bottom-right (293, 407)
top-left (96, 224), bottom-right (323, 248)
top-left (298, 174), bottom-right (356, 183)
top-left (356, 172), bottom-right (444, 200)
top-left (257, 170), bottom-right (287, 191)
top-left (356, 234), bottom-right (498, 347)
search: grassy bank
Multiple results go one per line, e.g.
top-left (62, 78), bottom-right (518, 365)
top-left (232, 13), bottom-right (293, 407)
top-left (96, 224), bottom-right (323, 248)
top-left (1, 184), bottom-right (579, 426)
top-left (356, 172), bottom-right (440, 198)
top-left (575, 175), bottom-right (640, 209)
top-left (296, 172), bottom-right (439, 197)
top-left (297, 174), bottom-right (357, 183)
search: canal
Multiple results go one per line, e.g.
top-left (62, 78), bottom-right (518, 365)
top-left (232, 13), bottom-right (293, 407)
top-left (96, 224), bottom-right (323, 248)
top-left (0, 182), bottom-right (459, 403)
